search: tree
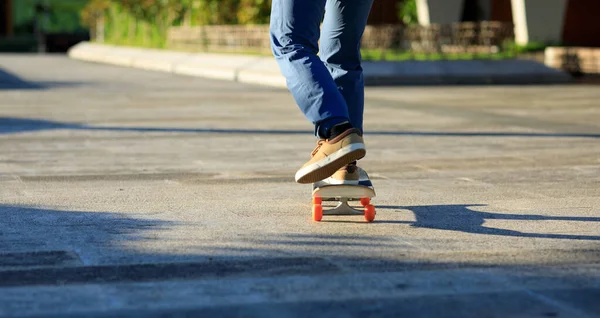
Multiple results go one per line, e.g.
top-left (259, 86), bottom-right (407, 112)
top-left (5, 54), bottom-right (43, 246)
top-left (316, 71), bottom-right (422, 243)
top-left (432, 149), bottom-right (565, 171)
top-left (399, 0), bottom-right (418, 25)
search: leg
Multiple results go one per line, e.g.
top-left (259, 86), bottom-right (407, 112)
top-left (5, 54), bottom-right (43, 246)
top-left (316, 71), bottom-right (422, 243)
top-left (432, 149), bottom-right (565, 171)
top-left (270, 0), bottom-right (350, 137)
top-left (321, 0), bottom-right (374, 132)
top-left (271, 0), bottom-right (366, 184)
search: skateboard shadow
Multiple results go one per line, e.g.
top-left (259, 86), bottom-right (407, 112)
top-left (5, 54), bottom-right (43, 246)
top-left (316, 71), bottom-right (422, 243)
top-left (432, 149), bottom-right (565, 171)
top-left (379, 204), bottom-right (600, 241)
top-left (2, 117), bottom-right (600, 138)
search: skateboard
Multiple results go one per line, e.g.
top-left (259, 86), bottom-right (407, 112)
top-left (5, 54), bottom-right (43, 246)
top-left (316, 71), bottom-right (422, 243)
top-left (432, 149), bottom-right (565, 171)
top-left (311, 184), bottom-right (376, 222)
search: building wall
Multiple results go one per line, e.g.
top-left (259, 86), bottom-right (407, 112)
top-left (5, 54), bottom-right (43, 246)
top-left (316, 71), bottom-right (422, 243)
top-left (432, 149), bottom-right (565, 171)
top-left (562, 0), bottom-right (600, 47)
top-left (417, 0), bottom-right (465, 25)
top-left (491, 0), bottom-right (512, 22)
top-left (490, 0), bottom-right (599, 47)
top-left (462, 0), bottom-right (492, 21)
top-left (368, 0), bottom-right (400, 25)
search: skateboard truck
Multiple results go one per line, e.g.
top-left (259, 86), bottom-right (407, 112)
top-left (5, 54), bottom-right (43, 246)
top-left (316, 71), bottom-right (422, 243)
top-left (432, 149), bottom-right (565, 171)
top-left (321, 197), bottom-right (367, 215)
top-left (312, 195), bottom-right (376, 222)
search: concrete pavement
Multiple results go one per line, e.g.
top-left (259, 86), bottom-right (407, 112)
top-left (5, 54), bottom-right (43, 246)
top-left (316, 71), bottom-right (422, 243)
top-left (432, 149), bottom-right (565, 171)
top-left (0, 54), bottom-right (599, 317)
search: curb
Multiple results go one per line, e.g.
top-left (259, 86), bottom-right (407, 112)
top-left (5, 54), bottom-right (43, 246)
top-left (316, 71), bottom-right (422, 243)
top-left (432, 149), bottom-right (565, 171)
top-left (68, 42), bottom-right (572, 87)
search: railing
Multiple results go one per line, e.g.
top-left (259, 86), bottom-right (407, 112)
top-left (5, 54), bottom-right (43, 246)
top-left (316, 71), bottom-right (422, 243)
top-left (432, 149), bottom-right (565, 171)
top-left (167, 22), bottom-right (516, 60)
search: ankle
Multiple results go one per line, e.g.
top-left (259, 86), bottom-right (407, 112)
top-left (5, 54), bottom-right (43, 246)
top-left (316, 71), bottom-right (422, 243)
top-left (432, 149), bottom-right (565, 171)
top-left (327, 122), bottom-right (353, 140)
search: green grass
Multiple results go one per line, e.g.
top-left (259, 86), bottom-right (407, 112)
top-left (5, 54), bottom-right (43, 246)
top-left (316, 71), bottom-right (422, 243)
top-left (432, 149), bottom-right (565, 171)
top-left (506, 41), bottom-right (549, 54)
top-left (361, 49), bottom-right (517, 61)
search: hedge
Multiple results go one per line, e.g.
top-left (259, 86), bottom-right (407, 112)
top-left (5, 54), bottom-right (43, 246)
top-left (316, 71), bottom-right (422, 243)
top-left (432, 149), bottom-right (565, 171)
top-left (81, 0), bottom-right (272, 48)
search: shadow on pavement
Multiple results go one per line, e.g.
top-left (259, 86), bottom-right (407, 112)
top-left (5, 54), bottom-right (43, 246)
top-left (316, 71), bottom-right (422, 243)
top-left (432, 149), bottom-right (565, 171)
top-left (0, 203), bottom-right (599, 317)
top-left (50, 289), bottom-right (600, 318)
top-left (380, 204), bottom-right (600, 241)
top-left (2, 117), bottom-right (600, 138)
top-left (1, 203), bottom-right (599, 287)
top-left (0, 68), bottom-right (87, 90)
top-left (0, 204), bottom-right (429, 288)
top-left (0, 204), bottom-right (176, 287)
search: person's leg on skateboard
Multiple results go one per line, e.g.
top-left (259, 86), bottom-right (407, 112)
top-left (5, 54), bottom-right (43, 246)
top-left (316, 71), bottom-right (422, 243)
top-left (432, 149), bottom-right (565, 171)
top-left (270, 0), bottom-right (374, 184)
top-left (318, 0), bottom-right (374, 188)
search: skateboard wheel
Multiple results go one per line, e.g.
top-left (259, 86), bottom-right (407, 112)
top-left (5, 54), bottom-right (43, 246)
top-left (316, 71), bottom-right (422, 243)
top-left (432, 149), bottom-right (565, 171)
top-left (364, 205), bottom-right (375, 223)
top-left (312, 197), bottom-right (322, 205)
top-left (312, 205), bottom-right (323, 222)
top-left (360, 198), bottom-right (370, 206)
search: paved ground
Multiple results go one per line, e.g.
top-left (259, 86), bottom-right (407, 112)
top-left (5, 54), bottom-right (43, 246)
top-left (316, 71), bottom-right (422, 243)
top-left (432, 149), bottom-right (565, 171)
top-left (0, 54), bottom-right (599, 317)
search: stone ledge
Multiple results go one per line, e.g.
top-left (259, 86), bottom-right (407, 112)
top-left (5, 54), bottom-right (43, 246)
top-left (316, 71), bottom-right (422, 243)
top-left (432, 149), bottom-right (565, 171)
top-left (545, 47), bottom-right (600, 74)
top-left (68, 42), bottom-right (572, 87)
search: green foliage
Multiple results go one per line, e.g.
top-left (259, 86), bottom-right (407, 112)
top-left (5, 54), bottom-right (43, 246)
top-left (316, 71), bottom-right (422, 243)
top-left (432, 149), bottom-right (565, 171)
top-left (81, 0), bottom-right (272, 48)
top-left (398, 0), bottom-right (418, 25)
top-left (82, 0), bottom-right (272, 26)
top-left (81, 0), bottom-right (110, 27)
top-left (499, 40), bottom-right (550, 59)
top-left (238, 0), bottom-right (272, 24)
top-left (13, 0), bottom-right (89, 35)
top-left (508, 41), bottom-right (548, 53)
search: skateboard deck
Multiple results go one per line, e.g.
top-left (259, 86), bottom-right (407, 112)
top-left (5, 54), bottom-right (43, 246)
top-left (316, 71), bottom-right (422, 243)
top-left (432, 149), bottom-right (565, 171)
top-left (311, 185), bottom-right (376, 222)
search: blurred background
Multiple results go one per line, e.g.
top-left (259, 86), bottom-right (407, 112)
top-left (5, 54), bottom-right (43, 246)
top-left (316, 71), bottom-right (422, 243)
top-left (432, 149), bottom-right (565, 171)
top-left (0, 0), bottom-right (598, 75)
top-left (0, 0), bottom-right (89, 52)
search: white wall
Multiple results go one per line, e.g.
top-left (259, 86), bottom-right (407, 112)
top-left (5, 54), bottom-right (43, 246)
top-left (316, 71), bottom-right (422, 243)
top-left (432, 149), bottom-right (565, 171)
top-left (417, 0), bottom-right (465, 25)
top-left (417, 0), bottom-right (568, 45)
top-left (511, 0), bottom-right (568, 45)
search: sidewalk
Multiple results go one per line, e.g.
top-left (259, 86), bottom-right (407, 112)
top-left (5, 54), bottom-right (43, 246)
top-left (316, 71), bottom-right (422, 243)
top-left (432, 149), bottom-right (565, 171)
top-left (68, 42), bottom-right (572, 87)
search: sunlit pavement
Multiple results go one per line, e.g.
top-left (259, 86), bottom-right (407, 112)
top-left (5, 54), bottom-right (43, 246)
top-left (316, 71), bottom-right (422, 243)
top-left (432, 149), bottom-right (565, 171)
top-left (1, 54), bottom-right (599, 317)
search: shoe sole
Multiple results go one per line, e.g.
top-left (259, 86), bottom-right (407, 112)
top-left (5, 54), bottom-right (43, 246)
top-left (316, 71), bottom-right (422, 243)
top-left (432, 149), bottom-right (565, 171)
top-left (295, 143), bottom-right (366, 184)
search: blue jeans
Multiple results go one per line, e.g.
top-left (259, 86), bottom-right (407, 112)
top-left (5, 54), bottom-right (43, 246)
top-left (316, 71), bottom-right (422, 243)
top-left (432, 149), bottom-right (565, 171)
top-left (270, 0), bottom-right (374, 138)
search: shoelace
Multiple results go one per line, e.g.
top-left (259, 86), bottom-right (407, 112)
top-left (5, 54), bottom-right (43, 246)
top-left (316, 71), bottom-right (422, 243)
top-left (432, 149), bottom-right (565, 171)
top-left (311, 139), bottom-right (326, 157)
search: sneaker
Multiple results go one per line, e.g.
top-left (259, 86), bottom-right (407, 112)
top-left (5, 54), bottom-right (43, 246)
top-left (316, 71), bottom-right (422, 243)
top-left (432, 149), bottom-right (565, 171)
top-left (313, 162), bottom-right (374, 190)
top-left (295, 128), bottom-right (366, 184)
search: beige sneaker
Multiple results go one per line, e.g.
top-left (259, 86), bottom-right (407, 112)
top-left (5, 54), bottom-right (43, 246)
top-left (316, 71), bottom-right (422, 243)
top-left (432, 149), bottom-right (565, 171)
top-left (295, 128), bottom-right (366, 184)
